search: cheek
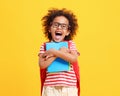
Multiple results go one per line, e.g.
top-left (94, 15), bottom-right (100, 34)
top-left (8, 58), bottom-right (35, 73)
top-left (49, 27), bottom-right (55, 33)
top-left (49, 29), bottom-right (55, 37)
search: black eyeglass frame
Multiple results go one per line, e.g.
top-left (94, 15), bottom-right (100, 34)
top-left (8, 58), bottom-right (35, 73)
top-left (50, 22), bottom-right (70, 30)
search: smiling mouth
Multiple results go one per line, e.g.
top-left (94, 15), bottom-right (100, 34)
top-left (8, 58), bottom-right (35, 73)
top-left (54, 32), bottom-right (63, 41)
top-left (55, 32), bottom-right (62, 36)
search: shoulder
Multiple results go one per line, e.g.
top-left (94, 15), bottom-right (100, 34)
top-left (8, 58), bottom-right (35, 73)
top-left (67, 40), bottom-right (77, 50)
top-left (40, 41), bottom-right (50, 49)
top-left (68, 40), bottom-right (80, 55)
top-left (38, 42), bottom-right (48, 55)
top-left (68, 40), bottom-right (76, 46)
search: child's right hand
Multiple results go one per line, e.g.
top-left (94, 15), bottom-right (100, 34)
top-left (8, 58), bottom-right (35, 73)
top-left (59, 47), bottom-right (70, 53)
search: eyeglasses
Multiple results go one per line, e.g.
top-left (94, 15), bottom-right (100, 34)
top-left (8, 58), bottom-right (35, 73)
top-left (51, 22), bottom-right (70, 30)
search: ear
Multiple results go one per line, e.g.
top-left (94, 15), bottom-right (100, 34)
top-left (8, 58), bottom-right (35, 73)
top-left (66, 30), bottom-right (70, 36)
top-left (48, 26), bottom-right (51, 33)
top-left (48, 30), bottom-right (50, 32)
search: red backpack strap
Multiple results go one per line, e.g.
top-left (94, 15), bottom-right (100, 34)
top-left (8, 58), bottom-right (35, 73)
top-left (67, 40), bottom-right (71, 49)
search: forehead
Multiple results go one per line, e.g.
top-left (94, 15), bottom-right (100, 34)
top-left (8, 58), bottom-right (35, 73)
top-left (52, 16), bottom-right (69, 24)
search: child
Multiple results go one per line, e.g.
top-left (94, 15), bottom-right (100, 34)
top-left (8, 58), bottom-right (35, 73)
top-left (38, 8), bottom-right (80, 96)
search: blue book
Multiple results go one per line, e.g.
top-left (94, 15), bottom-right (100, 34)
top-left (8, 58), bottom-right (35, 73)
top-left (46, 42), bottom-right (70, 73)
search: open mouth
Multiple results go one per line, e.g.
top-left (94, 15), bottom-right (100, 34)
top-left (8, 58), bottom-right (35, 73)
top-left (55, 32), bottom-right (62, 36)
top-left (54, 32), bottom-right (63, 41)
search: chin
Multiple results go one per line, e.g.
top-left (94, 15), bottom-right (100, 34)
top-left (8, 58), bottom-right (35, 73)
top-left (53, 39), bottom-right (63, 42)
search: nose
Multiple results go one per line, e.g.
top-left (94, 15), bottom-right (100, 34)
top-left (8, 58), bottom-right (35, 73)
top-left (57, 24), bottom-right (62, 29)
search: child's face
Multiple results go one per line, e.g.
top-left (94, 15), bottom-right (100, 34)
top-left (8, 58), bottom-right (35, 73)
top-left (49, 16), bottom-right (70, 42)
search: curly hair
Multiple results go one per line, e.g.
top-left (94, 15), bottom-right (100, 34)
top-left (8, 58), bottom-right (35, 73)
top-left (41, 8), bottom-right (78, 41)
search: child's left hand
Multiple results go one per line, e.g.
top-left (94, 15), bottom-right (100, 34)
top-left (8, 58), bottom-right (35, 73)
top-left (59, 47), bottom-right (70, 53)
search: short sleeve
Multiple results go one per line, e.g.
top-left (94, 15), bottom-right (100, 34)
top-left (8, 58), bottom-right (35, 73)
top-left (69, 40), bottom-right (80, 56)
top-left (69, 40), bottom-right (77, 51)
top-left (38, 43), bottom-right (45, 56)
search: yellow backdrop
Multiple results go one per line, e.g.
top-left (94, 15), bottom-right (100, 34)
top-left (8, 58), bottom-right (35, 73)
top-left (0, 0), bottom-right (120, 96)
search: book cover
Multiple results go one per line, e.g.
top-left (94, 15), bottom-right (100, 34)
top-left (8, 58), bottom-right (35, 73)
top-left (46, 42), bottom-right (70, 72)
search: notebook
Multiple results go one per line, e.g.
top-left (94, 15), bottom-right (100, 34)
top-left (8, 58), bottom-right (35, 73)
top-left (46, 41), bottom-right (70, 72)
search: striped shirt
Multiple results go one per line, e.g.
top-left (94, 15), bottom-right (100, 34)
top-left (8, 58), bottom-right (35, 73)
top-left (39, 40), bottom-right (78, 86)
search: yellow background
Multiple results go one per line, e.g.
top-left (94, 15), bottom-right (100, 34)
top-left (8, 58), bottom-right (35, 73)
top-left (0, 0), bottom-right (120, 96)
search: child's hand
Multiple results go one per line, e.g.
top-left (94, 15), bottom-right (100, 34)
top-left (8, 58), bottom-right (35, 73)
top-left (46, 54), bottom-right (54, 60)
top-left (42, 50), bottom-right (55, 60)
top-left (59, 47), bottom-right (70, 53)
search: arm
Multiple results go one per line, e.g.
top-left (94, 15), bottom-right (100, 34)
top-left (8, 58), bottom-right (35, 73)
top-left (45, 47), bottom-right (79, 63)
top-left (38, 53), bottom-right (56, 69)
